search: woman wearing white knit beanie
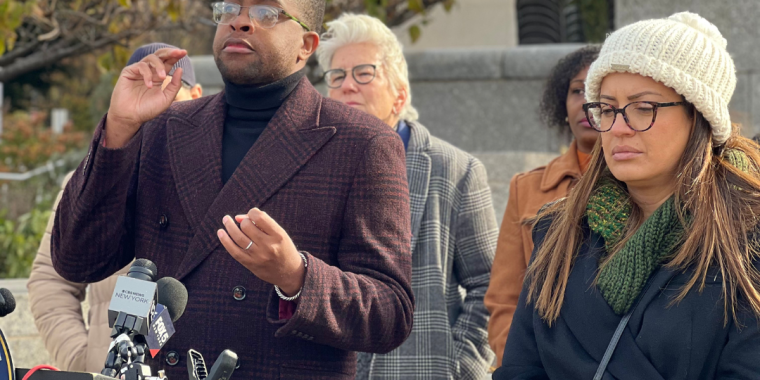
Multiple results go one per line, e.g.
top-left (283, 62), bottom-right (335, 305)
top-left (493, 12), bottom-right (760, 380)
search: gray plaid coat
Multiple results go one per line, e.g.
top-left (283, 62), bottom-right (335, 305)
top-left (358, 121), bottom-right (497, 379)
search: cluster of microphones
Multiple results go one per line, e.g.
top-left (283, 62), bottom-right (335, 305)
top-left (0, 259), bottom-right (236, 380)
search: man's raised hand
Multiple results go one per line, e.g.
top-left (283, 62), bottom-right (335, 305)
top-left (104, 48), bottom-right (187, 148)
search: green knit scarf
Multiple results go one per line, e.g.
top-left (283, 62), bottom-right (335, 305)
top-left (586, 149), bottom-right (749, 315)
top-left (586, 182), bottom-right (684, 315)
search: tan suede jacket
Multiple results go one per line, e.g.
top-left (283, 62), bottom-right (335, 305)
top-left (484, 141), bottom-right (583, 366)
top-left (27, 173), bottom-right (129, 372)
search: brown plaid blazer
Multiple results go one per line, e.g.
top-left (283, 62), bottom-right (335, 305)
top-left (51, 78), bottom-right (414, 380)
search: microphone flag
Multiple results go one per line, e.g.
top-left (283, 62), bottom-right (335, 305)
top-left (146, 304), bottom-right (176, 358)
top-left (0, 328), bottom-right (14, 380)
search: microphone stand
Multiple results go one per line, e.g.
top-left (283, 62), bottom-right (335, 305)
top-left (101, 325), bottom-right (166, 380)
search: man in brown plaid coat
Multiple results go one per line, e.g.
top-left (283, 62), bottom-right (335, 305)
top-left (50, 1), bottom-right (414, 379)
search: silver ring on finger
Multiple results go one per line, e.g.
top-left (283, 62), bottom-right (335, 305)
top-left (245, 240), bottom-right (253, 250)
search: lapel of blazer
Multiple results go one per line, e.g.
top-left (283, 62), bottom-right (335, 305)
top-left (173, 77), bottom-right (336, 280)
top-left (167, 93), bottom-right (226, 231)
top-left (405, 121), bottom-right (432, 251)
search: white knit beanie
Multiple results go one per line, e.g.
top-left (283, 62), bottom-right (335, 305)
top-left (585, 12), bottom-right (736, 145)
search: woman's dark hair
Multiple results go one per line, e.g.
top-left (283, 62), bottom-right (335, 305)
top-left (539, 45), bottom-right (602, 134)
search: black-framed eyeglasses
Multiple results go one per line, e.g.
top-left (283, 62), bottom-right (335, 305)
top-left (211, 2), bottom-right (310, 31)
top-left (582, 101), bottom-right (687, 132)
top-left (324, 64), bottom-right (377, 89)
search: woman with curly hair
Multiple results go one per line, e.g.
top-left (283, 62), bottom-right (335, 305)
top-left (484, 45), bottom-right (600, 366)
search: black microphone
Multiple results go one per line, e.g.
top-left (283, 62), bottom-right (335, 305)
top-left (0, 288), bottom-right (16, 317)
top-left (186, 349), bottom-right (237, 380)
top-left (127, 259), bottom-right (158, 282)
top-left (207, 350), bottom-right (237, 380)
top-left (187, 349), bottom-right (208, 380)
top-left (0, 288), bottom-right (15, 380)
top-left (107, 259), bottom-right (159, 336)
top-left (102, 259), bottom-right (160, 378)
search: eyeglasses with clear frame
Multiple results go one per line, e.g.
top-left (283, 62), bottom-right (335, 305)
top-left (211, 2), bottom-right (310, 31)
top-left (323, 64), bottom-right (377, 89)
top-left (582, 101), bottom-right (687, 132)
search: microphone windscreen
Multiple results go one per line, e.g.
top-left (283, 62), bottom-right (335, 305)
top-left (157, 277), bottom-right (188, 322)
top-left (0, 288), bottom-right (16, 317)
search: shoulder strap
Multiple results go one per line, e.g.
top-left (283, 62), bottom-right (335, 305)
top-left (593, 269), bottom-right (661, 380)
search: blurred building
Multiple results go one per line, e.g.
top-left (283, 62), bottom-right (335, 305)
top-left (392, 0), bottom-right (518, 49)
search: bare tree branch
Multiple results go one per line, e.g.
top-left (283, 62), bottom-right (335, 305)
top-left (0, 29), bottom-right (142, 82)
top-left (38, 17), bottom-right (60, 41)
top-left (0, 0), bottom-right (449, 83)
top-left (0, 39), bottom-right (40, 66)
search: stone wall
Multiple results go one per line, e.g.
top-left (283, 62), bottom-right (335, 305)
top-left (191, 43), bottom-right (584, 154)
top-left (404, 45), bottom-right (583, 153)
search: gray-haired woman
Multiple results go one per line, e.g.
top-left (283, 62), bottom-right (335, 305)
top-left (317, 13), bottom-right (498, 380)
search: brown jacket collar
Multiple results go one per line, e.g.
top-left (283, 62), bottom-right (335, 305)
top-left (540, 140), bottom-right (584, 192)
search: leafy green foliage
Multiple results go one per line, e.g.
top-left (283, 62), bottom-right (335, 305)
top-left (0, 109), bottom-right (86, 223)
top-left (0, 109), bottom-right (85, 278)
top-left (0, 203), bottom-right (51, 278)
top-left (0, 0), bottom-right (38, 55)
top-left (409, 24), bottom-right (421, 43)
top-left (0, 111), bottom-right (87, 171)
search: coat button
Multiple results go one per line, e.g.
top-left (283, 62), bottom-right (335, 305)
top-left (159, 214), bottom-right (169, 229)
top-left (233, 286), bottom-right (246, 301)
top-left (165, 351), bottom-right (180, 366)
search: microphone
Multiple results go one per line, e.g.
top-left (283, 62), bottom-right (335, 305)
top-left (186, 349), bottom-right (208, 380)
top-left (102, 259), bottom-right (160, 378)
top-left (107, 259), bottom-right (159, 336)
top-left (0, 288), bottom-right (16, 317)
top-left (102, 261), bottom-right (188, 379)
top-left (146, 277), bottom-right (188, 357)
top-left (156, 277), bottom-right (188, 322)
top-left (186, 349), bottom-right (237, 380)
top-left (125, 259), bottom-right (158, 282)
top-left (0, 288), bottom-right (15, 380)
top-left (206, 350), bottom-right (237, 380)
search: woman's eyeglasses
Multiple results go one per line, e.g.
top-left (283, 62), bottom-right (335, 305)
top-left (211, 2), bottom-right (310, 31)
top-left (324, 64), bottom-right (377, 89)
top-left (582, 101), bottom-right (687, 132)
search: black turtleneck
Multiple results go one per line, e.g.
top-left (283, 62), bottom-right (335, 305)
top-left (222, 70), bottom-right (305, 183)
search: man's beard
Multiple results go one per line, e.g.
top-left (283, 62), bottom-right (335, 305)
top-left (214, 53), bottom-right (291, 86)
